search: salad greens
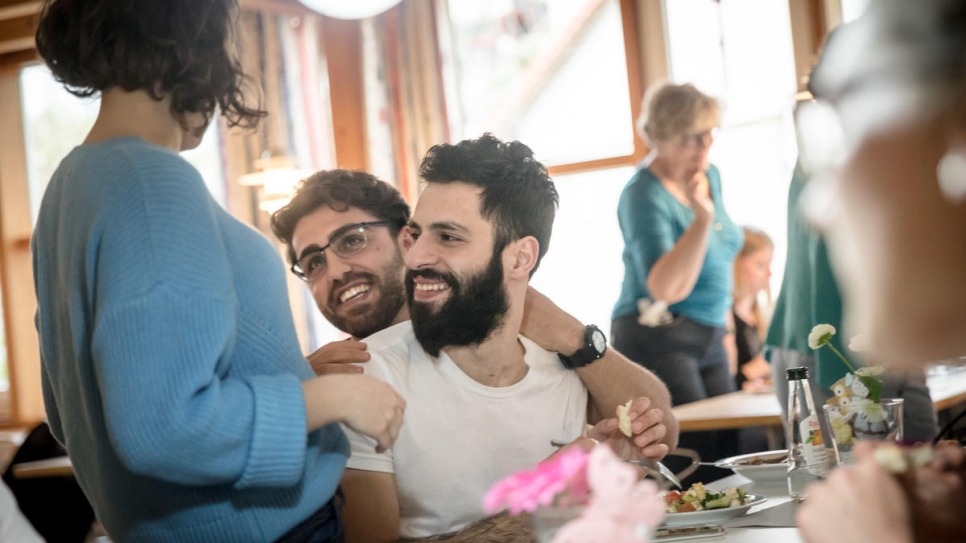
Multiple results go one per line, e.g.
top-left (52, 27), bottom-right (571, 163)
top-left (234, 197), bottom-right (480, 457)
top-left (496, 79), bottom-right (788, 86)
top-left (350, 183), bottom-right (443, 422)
top-left (663, 483), bottom-right (748, 513)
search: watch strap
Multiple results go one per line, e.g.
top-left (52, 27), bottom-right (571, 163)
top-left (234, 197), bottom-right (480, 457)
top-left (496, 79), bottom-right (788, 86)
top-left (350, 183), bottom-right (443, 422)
top-left (558, 325), bottom-right (606, 369)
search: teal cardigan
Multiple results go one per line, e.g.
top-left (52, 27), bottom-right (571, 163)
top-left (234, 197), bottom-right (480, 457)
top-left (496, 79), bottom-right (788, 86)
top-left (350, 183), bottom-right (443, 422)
top-left (613, 164), bottom-right (743, 328)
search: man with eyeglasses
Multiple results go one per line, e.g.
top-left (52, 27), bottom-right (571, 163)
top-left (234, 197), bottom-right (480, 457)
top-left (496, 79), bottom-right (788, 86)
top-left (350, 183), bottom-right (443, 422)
top-left (272, 147), bottom-right (678, 541)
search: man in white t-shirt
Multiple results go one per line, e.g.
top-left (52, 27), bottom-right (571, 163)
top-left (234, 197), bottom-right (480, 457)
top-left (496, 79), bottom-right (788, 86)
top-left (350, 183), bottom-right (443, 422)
top-left (330, 135), bottom-right (670, 542)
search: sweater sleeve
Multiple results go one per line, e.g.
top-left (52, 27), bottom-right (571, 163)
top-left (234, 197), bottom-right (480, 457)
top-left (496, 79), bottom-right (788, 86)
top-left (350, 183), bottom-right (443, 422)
top-left (618, 179), bottom-right (676, 294)
top-left (91, 285), bottom-right (308, 489)
top-left (88, 150), bottom-right (308, 489)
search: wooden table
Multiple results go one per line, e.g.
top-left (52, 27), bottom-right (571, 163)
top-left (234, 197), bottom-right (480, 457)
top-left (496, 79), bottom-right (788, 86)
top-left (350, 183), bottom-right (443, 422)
top-left (704, 474), bottom-right (803, 543)
top-left (672, 370), bottom-right (966, 432)
top-left (673, 390), bottom-right (782, 432)
top-left (926, 368), bottom-right (966, 411)
top-left (10, 455), bottom-right (74, 479)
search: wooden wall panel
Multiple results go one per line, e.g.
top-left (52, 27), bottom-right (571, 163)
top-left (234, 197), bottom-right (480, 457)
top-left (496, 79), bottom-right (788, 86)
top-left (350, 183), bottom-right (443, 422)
top-left (0, 73), bottom-right (44, 426)
top-left (320, 17), bottom-right (368, 171)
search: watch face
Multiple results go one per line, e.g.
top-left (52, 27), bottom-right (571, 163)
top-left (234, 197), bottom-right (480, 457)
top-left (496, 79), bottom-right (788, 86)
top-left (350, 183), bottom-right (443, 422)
top-left (590, 329), bottom-right (607, 353)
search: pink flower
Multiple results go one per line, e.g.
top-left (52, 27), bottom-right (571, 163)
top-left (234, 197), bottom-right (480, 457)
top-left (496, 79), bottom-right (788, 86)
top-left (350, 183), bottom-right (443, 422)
top-left (482, 448), bottom-right (590, 515)
top-left (553, 446), bottom-right (666, 543)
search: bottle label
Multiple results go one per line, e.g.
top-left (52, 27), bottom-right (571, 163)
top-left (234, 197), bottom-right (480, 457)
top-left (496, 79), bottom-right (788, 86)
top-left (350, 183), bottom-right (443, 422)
top-left (799, 415), bottom-right (832, 478)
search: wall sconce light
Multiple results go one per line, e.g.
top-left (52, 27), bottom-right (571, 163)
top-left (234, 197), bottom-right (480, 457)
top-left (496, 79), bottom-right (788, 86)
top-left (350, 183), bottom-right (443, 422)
top-left (239, 155), bottom-right (314, 214)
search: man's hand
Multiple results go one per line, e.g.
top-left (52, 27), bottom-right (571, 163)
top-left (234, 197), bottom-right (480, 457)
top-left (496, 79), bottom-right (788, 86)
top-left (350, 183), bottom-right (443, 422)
top-left (307, 339), bottom-right (370, 375)
top-left (587, 397), bottom-right (669, 460)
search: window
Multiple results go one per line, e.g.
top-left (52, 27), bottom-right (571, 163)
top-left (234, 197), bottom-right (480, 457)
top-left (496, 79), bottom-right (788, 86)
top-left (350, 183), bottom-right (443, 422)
top-left (664, 0), bottom-right (799, 297)
top-left (841, 0), bottom-right (874, 23)
top-left (20, 64), bottom-right (228, 222)
top-left (436, 0), bottom-right (641, 333)
top-left (442, 0), bottom-right (635, 166)
top-left (530, 166), bottom-right (635, 337)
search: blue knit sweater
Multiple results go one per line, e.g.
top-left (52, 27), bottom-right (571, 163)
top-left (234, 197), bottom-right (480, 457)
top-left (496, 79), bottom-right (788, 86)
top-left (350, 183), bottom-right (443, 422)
top-left (31, 137), bottom-right (348, 543)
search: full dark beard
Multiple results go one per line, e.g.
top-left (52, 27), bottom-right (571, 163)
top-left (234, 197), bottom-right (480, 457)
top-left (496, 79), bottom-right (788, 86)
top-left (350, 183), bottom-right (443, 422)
top-left (320, 252), bottom-right (407, 338)
top-left (406, 251), bottom-right (509, 358)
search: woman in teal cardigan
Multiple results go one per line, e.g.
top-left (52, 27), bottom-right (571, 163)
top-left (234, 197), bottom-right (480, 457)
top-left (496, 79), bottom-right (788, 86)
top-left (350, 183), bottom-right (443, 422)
top-left (612, 82), bottom-right (743, 469)
top-left (31, 1), bottom-right (405, 541)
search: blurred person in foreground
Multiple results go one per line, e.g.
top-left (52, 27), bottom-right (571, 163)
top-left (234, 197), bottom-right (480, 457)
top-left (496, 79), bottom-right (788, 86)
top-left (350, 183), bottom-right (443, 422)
top-left (30, 0), bottom-right (405, 541)
top-left (794, 1), bottom-right (966, 541)
top-left (612, 82), bottom-right (743, 473)
top-left (765, 160), bottom-right (937, 444)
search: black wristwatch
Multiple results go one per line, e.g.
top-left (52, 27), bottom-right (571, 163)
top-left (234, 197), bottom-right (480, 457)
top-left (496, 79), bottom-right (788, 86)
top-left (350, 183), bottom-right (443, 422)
top-left (558, 325), bottom-right (607, 369)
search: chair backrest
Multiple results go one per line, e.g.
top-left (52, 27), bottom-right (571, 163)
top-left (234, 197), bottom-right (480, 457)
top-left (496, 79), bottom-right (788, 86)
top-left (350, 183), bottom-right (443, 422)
top-left (2, 422), bottom-right (95, 543)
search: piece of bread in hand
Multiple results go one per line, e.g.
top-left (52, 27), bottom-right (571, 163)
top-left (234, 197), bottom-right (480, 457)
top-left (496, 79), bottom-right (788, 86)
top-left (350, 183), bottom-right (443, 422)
top-left (616, 399), bottom-right (633, 437)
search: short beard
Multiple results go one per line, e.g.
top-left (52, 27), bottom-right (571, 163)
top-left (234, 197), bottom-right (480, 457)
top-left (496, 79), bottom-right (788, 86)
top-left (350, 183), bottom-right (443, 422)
top-left (320, 250), bottom-right (406, 338)
top-left (406, 248), bottom-right (509, 358)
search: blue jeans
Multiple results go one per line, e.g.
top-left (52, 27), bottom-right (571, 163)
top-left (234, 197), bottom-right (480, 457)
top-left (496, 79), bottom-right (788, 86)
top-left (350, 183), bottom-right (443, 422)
top-left (612, 314), bottom-right (739, 481)
top-left (274, 490), bottom-right (344, 543)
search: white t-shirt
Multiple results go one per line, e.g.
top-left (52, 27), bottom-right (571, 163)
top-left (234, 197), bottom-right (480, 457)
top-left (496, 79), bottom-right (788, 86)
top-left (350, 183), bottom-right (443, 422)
top-left (345, 321), bottom-right (588, 539)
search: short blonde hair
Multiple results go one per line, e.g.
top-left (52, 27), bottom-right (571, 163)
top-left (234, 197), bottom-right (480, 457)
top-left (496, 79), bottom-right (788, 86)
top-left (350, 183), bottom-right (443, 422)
top-left (636, 82), bottom-right (720, 145)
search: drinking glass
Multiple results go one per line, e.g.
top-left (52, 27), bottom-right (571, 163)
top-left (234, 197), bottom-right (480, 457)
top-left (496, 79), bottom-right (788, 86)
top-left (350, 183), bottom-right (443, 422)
top-left (822, 398), bottom-right (904, 465)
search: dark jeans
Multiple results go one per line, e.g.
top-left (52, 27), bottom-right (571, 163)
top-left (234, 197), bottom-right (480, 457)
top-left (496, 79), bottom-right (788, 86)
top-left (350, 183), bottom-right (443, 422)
top-left (612, 313), bottom-right (738, 483)
top-left (612, 314), bottom-right (735, 405)
top-left (275, 490), bottom-right (344, 543)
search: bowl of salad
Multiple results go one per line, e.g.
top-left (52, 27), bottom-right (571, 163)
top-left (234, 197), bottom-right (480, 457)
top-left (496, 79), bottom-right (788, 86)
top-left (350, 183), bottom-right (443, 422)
top-left (662, 483), bottom-right (766, 528)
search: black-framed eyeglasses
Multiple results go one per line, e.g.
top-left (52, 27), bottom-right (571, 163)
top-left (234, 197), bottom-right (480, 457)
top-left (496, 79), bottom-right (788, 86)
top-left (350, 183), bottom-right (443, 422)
top-left (291, 221), bottom-right (390, 282)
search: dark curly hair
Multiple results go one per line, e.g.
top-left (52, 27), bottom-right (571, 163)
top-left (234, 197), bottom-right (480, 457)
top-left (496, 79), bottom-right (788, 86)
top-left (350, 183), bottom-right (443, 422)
top-left (271, 170), bottom-right (411, 266)
top-left (35, 0), bottom-right (265, 131)
top-left (418, 133), bottom-right (558, 276)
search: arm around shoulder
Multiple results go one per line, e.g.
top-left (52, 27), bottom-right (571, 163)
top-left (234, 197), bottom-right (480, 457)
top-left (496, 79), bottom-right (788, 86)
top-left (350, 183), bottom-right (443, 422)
top-left (520, 287), bottom-right (678, 451)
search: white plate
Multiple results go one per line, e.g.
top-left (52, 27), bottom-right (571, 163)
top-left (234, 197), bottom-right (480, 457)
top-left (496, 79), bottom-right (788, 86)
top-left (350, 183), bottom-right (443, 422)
top-left (715, 450), bottom-right (788, 484)
top-left (661, 494), bottom-right (767, 528)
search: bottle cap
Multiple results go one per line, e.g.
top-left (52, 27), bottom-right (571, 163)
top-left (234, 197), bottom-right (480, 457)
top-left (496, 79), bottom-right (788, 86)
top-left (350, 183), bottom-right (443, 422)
top-left (786, 367), bottom-right (808, 380)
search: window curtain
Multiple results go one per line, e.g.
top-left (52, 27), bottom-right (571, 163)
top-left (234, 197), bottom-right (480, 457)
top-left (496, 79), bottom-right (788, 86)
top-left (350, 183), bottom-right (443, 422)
top-left (221, 8), bottom-right (336, 228)
top-left (220, 7), bottom-right (337, 351)
top-left (365, 0), bottom-right (449, 203)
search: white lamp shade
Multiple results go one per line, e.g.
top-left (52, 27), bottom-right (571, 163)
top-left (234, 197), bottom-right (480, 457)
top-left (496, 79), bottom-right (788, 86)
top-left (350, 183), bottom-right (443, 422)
top-left (296, 0), bottom-right (403, 19)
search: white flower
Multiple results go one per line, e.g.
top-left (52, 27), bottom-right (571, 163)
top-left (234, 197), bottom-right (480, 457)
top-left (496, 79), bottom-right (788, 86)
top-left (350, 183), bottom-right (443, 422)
top-left (808, 324), bottom-right (836, 349)
top-left (855, 366), bottom-right (885, 377)
top-left (848, 333), bottom-right (870, 352)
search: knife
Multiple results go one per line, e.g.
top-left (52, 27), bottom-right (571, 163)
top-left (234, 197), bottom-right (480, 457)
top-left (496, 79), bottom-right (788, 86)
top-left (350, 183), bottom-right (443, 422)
top-left (550, 440), bottom-right (682, 489)
top-left (632, 457), bottom-right (683, 489)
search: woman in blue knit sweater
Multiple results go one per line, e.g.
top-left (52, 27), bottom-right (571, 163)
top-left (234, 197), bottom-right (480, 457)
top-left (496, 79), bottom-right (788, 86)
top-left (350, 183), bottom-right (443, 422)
top-left (30, 1), bottom-right (405, 541)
